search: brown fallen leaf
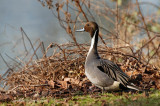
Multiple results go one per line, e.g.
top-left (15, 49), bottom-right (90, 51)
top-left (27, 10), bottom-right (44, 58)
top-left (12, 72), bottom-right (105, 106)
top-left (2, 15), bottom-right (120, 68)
top-left (64, 78), bottom-right (72, 82)
top-left (33, 93), bottom-right (40, 99)
top-left (64, 78), bottom-right (80, 85)
top-left (58, 80), bottom-right (68, 89)
top-left (126, 71), bottom-right (132, 77)
top-left (48, 80), bottom-right (55, 88)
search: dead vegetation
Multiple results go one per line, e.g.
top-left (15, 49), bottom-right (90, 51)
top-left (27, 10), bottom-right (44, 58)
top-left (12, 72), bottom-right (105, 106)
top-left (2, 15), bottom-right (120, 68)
top-left (0, 0), bottom-right (160, 102)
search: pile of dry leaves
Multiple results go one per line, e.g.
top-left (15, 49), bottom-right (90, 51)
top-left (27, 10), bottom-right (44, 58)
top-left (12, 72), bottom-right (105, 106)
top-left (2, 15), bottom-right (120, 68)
top-left (0, 43), bottom-right (159, 102)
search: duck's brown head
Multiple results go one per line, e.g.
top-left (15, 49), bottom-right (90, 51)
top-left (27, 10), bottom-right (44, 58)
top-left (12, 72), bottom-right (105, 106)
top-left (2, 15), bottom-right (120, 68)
top-left (76, 21), bottom-right (99, 38)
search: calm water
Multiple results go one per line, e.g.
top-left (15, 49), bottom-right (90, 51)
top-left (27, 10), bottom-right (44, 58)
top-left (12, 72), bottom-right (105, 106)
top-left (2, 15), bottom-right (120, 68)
top-left (0, 0), bottom-right (159, 75)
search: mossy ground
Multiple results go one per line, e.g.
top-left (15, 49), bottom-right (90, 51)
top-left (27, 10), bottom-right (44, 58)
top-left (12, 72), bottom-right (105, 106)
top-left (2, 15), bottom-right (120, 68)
top-left (2, 89), bottom-right (160, 106)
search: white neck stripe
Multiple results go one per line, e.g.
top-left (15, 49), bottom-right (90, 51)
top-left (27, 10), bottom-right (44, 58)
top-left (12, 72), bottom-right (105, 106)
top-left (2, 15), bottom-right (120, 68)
top-left (87, 30), bottom-right (98, 57)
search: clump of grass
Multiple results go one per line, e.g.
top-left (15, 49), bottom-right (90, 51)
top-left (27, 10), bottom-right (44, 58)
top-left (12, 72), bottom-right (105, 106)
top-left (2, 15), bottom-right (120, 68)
top-left (2, 90), bottom-right (160, 105)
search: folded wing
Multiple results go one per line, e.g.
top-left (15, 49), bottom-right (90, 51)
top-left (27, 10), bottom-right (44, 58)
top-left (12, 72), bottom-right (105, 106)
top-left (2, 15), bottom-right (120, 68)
top-left (97, 59), bottom-right (130, 87)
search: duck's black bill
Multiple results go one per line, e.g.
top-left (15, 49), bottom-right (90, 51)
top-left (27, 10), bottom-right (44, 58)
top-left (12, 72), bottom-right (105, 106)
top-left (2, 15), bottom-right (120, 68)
top-left (76, 28), bottom-right (85, 32)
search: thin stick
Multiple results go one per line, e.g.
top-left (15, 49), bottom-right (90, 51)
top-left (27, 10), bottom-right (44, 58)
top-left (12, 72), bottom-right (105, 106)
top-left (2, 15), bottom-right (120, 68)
top-left (41, 41), bottom-right (46, 58)
top-left (75, 0), bottom-right (89, 22)
top-left (20, 27), bottom-right (39, 59)
top-left (21, 27), bottom-right (28, 53)
top-left (135, 35), bottom-right (157, 54)
top-left (0, 53), bottom-right (13, 71)
top-left (27, 42), bottom-right (42, 65)
top-left (147, 44), bottom-right (160, 64)
top-left (136, 0), bottom-right (156, 51)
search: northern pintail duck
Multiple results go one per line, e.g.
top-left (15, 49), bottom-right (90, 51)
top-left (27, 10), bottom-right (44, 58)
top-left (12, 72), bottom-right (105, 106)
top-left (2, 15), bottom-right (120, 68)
top-left (76, 21), bottom-right (139, 92)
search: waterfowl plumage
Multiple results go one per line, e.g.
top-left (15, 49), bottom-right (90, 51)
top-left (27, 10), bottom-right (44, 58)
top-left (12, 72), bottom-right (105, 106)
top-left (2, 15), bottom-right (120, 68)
top-left (76, 21), bottom-right (139, 91)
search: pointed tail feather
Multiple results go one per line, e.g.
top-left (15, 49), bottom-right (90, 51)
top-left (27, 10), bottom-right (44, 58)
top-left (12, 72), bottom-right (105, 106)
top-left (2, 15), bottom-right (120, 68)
top-left (127, 83), bottom-right (140, 91)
